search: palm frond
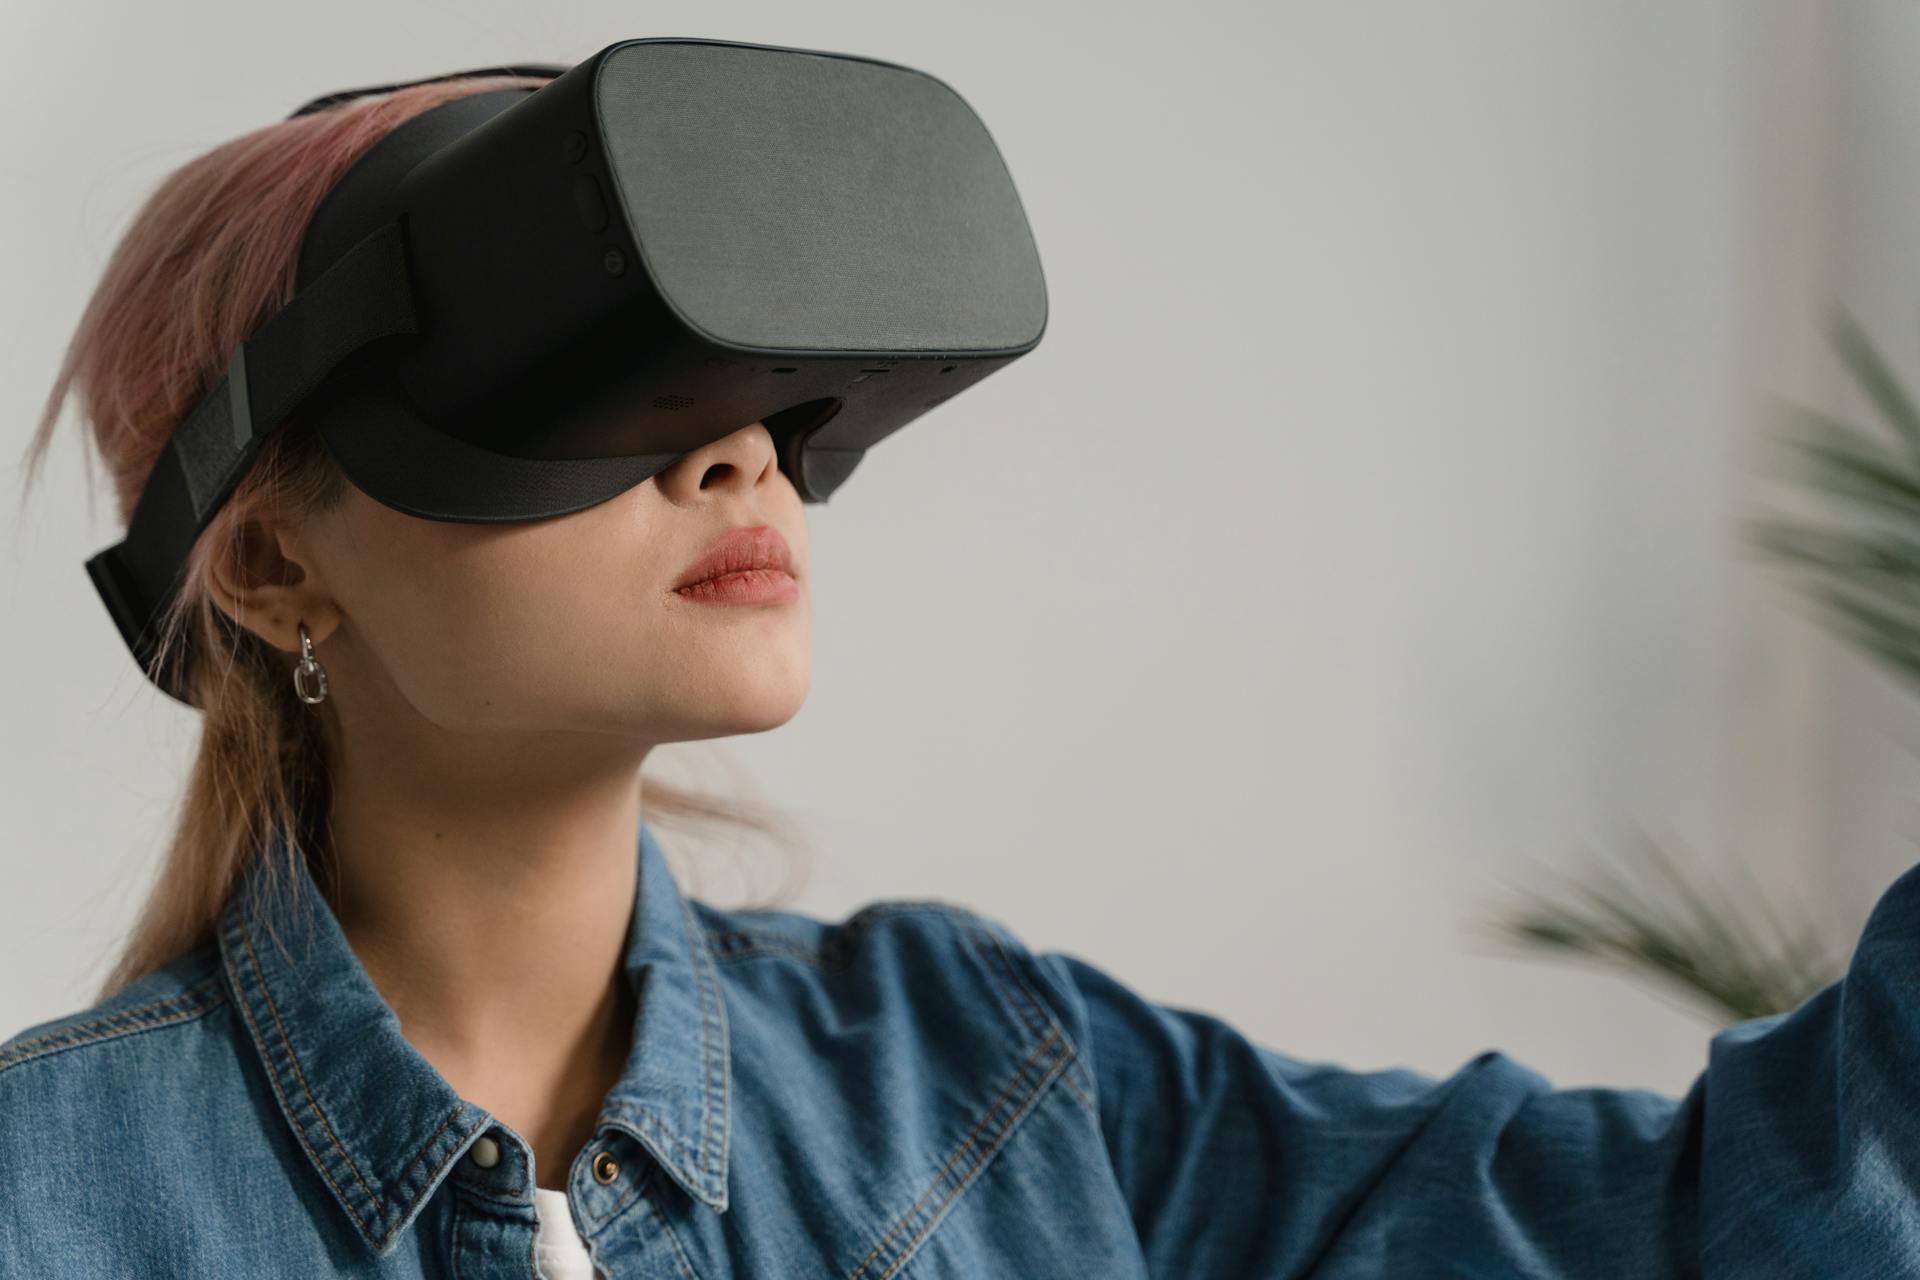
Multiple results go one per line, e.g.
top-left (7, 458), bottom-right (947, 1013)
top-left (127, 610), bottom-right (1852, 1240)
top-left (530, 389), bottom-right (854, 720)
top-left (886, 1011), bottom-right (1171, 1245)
top-left (1753, 402), bottom-right (1920, 520)
top-left (1823, 302), bottom-right (1920, 458)
top-left (1478, 830), bottom-right (1843, 1024)
top-left (1484, 303), bottom-right (1916, 1025)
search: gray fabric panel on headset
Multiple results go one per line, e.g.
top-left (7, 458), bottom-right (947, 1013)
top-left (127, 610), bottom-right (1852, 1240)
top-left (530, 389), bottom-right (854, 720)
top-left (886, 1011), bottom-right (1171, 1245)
top-left (597, 44), bottom-right (1047, 352)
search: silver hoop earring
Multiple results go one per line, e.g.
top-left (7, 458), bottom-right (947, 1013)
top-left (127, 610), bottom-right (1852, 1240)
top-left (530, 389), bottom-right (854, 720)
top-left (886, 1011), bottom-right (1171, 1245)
top-left (293, 621), bottom-right (330, 705)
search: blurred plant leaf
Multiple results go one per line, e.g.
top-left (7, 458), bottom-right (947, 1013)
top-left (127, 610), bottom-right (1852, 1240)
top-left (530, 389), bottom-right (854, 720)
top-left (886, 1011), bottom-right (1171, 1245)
top-left (1739, 309), bottom-right (1920, 697)
top-left (1485, 301), bottom-right (1920, 1024)
top-left (1824, 303), bottom-right (1920, 458)
top-left (1478, 825), bottom-right (1843, 1024)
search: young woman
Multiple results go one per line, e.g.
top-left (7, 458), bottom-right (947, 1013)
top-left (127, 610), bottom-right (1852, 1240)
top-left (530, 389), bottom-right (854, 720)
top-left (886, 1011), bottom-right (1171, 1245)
top-left (7, 69), bottom-right (1920, 1280)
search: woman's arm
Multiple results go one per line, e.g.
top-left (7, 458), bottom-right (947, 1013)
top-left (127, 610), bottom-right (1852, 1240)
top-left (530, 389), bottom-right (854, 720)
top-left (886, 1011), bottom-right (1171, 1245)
top-left (1022, 859), bottom-right (1920, 1279)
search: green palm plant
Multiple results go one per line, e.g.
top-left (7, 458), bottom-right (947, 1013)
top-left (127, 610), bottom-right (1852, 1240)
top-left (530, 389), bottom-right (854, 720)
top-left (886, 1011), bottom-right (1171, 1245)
top-left (1746, 306), bottom-right (1920, 686)
top-left (1481, 303), bottom-right (1920, 1026)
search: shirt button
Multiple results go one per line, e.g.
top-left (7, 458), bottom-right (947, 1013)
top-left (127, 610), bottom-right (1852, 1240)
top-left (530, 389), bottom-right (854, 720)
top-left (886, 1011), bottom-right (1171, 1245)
top-left (592, 1150), bottom-right (620, 1184)
top-left (469, 1135), bottom-right (502, 1169)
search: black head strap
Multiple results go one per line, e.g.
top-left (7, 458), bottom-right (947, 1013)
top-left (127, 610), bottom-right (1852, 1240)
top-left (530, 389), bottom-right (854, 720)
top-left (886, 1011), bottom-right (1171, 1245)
top-left (83, 219), bottom-right (418, 699)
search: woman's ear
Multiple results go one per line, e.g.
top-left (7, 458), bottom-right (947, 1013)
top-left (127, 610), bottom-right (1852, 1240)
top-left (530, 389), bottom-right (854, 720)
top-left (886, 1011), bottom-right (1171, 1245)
top-left (204, 515), bottom-right (341, 655)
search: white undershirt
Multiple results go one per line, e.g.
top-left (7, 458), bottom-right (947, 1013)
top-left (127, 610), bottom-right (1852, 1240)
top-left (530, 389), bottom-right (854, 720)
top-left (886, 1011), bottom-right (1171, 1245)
top-left (532, 1186), bottom-right (597, 1280)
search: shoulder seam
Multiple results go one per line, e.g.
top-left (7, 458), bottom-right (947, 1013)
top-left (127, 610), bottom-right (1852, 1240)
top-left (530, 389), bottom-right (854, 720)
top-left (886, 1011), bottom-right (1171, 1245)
top-left (0, 971), bottom-right (230, 1077)
top-left (967, 918), bottom-right (1101, 1118)
top-left (703, 900), bottom-right (979, 969)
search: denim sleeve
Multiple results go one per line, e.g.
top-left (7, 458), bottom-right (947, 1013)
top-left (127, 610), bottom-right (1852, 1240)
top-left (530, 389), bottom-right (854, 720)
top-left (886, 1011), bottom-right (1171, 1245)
top-left (1023, 858), bottom-right (1920, 1279)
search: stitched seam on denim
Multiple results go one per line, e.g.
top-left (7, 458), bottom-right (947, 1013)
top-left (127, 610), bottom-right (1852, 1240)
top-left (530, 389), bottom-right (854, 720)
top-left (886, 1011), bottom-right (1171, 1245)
top-left (841, 901), bottom-right (974, 929)
top-left (220, 910), bottom-right (378, 1241)
top-left (589, 1162), bottom-right (692, 1274)
top-left (994, 928), bottom-right (1099, 1113)
top-left (472, 1113), bottom-right (518, 1197)
top-left (609, 1105), bottom-right (679, 1157)
top-left (708, 936), bottom-right (847, 968)
top-left (456, 1176), bottom-right (537, 1211)
top-left (637, 1182), bottom-right (703, 1280)
top-left (527, 1191), bottom-right (538, 1280)
top-left (973, 923), bottom-right (1099, 1116)
top-left (680, 891), bottom-right (727, 1191)
top-left (887, 1034), bottom-right (1074, 1280)
top-left (0, 974), bottom-right (228, 1074)
top-left (375, 1103), bottom-right (477, 1247)
top-left (873, 1029), bottom-right (1072, 1280)
top-left (708, 929), bottom-right (812, 949)
top-left (838, 904), bottom-right (982, 964)
top-left (705, 903), bottom-right (975, 967)
top-left (606, 1098), bottom-right (717, 1206)
top-left (590, 1166), bottom-right (645, 1228)
top-left (235, 910), bottom-right (386, 1233)
top-left (1057, 1063), bottom-right (1099, 1116)
top-left (450, 1195), bottom-right (467, 1280)
top-left (445, 1114), bottom-right (520, 1204)
top-left (975, 925), bottom-right (1049, 1043)
top-left (449, 1180), bottom-right (542, 1274)
top-left (588, 1151), bottom-right (665, 1241)
top-left (846, 1025), bottom-right (1068, 1280)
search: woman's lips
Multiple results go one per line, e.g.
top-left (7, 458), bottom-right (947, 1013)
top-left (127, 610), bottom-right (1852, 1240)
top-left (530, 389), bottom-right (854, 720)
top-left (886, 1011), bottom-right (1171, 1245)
top-left (673, 567), bottom-right (800, 605)
top-left (672, 524), bottom-right (796, 596)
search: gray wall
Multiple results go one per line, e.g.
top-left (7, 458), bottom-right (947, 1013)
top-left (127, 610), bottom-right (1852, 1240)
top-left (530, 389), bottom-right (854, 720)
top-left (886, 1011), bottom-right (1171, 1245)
top-left (3, 1), bottom-right (1903, 1095)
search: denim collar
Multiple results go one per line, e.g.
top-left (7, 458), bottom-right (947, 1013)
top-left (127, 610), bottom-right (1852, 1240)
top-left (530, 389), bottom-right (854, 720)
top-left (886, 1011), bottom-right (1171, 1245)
top-left (216, 811), bottom-right (732, 1256)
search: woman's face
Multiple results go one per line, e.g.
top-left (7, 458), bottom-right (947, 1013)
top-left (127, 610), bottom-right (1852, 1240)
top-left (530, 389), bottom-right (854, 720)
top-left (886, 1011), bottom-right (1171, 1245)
top-left (234, 420), bottom-right (811, 745)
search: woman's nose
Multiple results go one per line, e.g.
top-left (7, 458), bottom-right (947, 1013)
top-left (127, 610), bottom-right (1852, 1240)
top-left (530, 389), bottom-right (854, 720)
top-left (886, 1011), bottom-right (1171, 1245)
top-left (656, 421), bottom-right (778, 498)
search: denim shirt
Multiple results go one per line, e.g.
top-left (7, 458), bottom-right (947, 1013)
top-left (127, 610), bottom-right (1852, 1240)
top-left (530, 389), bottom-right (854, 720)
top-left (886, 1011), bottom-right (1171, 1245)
top-left (5, 817), bottom-right (1920, 1279)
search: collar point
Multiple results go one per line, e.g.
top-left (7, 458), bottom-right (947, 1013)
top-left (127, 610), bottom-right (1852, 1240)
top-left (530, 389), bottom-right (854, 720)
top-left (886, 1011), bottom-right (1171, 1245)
top-left (692, 1178), bottom-right (730, 1214)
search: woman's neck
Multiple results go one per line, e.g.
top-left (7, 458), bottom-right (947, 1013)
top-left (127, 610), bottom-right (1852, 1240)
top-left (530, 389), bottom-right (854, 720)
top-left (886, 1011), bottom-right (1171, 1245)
top-left (316, 718), bottom-right (655, 1191)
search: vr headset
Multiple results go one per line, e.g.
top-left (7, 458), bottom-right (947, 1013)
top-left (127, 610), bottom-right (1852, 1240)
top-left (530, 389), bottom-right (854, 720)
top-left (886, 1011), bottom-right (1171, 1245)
top-left (83, 36), bottom-right (1049, 706)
